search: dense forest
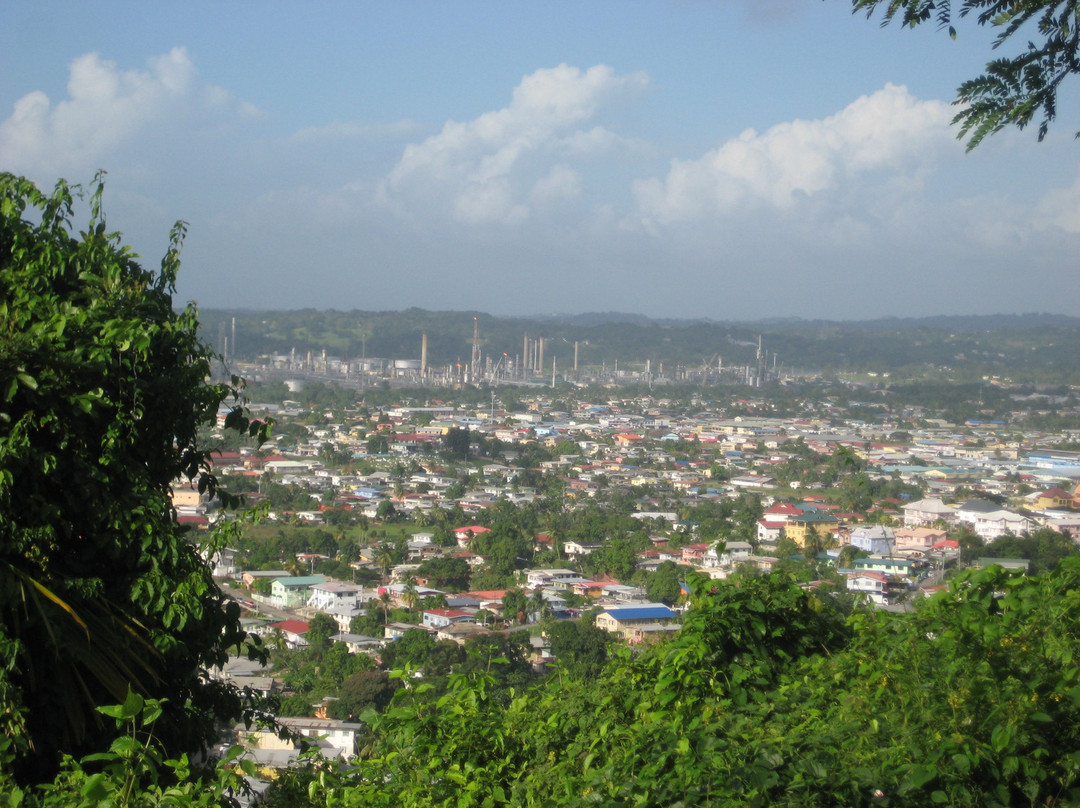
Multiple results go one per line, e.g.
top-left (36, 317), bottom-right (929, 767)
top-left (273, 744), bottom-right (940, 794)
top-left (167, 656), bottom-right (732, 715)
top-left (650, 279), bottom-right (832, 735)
top-left (198, 308), bottom-right (1080, 383)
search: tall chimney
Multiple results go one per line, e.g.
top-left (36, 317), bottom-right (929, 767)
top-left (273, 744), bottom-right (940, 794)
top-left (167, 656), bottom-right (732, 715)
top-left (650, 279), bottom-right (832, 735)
top-left (421, 332), bottom-right (428, 378)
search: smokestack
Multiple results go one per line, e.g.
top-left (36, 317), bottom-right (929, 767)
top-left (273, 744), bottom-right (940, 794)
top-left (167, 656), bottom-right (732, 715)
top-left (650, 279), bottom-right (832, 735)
top-left (231, 317), bottom-right (236, 360)
top-left (574, 341), bottom-right (579, 372)
top-left (538, 337), bottom-right (545, 374)
top-left (471, 317), bottom-right (481, 384)
top-left (421, 332), bottom-right (428, 378)
top-left (524, 335), bottom-right (530, 372)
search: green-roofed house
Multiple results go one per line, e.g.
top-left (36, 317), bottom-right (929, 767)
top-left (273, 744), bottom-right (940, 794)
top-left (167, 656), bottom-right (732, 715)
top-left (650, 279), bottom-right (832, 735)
top-left (853, 557), bottom-right (915, 578)
top-left (270, 575), bottom-right (327, 609)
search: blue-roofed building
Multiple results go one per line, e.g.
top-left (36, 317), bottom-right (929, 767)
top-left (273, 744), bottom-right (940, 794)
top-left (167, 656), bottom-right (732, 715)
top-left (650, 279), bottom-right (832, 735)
top-left (594, 603), bottom-right (679, 643)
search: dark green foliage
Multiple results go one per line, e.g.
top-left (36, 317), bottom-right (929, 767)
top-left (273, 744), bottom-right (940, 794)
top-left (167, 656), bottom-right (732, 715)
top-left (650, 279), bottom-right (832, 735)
top-left (0, 174), bottom-right (267, 785)
top-left (380, 628), bottom-right (436, 670)
top-left (305, 613), bottom-right (337, 655)
top-left (545, 619), bottom-right (612, 679)
top-left (333, 670), bottom-right (399, 718)
top-left (459, 633), bottom-right (532, 683)
top-left (8, 692), bottom-right (257, 808)
top-left (441, 427), bottom-right (471, 460)
top-left (983, 526), bottom-right (1080, 573)
top-left (501, 588), bottom-right (528, 624)
top-left (265, 560), bottom-right (1080, 807)
top-left (416, 556), bottom-right (472, 592)
top-left (645, 560), bottom-right (687, 605)
top-left (853, 0), bottom-right (1080, 148)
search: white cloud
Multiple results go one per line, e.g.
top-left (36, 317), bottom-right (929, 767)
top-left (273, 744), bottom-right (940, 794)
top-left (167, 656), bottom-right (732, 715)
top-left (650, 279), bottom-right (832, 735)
top-left (380, 64), bottom-right (649, 225)
top-left (0, 47), bottom-right (255, 176)
top-left (633, 83), bottom-right (955, 225)
top-left (1036, 167), bottom-right (1080, 234)
top-left (530, 165), bottom-right (583, 209)
top-left (288, 119), bottom-right (417, 143)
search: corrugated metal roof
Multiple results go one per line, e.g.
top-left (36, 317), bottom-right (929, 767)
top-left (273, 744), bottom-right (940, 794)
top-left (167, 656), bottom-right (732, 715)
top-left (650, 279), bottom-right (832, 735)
top-left (600, 605), bottom-right (677, 621)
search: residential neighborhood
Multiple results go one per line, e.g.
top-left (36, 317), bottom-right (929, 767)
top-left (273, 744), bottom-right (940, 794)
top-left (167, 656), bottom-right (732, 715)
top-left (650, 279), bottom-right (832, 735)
top-left (186, 377), bottom-right (1080, 770)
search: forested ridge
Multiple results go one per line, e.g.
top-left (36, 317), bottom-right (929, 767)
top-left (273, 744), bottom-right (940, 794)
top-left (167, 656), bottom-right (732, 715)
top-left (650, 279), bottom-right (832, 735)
top-left (198, 308), bottom-right (1080, 382)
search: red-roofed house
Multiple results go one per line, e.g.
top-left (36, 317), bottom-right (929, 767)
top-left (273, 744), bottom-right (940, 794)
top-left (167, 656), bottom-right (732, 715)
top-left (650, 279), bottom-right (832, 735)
top-left (454, 525), bottom-right (491, 548)
top-left (270, 619), bottom-right (310, 649)
top-left (846, 571), bottom-right (891, 604)
top-left (1034, 487), bottom-right (1076, 510)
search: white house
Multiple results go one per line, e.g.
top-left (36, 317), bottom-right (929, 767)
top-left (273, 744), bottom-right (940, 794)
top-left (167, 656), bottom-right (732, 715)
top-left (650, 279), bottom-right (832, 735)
top-left (526, 569), bottom-right (585, 589)
top-left (969, 509), bottom-right (1035, 540)
top-left (307, 581), bottom-right (361, 613)
top-left (846, 571), bottom-right (891, 605)
top-left (421, 608), bottom-right (476, 629)
top-left (901, 498), bottom-right (957, 528)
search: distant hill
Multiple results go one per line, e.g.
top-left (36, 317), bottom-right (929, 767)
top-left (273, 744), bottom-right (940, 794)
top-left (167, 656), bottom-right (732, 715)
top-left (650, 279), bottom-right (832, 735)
top-left (197, 309), bottom-right (1080, 383)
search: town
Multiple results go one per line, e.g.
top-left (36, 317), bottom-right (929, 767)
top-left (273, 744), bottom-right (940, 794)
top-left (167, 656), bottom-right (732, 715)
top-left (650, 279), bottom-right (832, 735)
top-left (185, 374), bottom-right (1080, 785)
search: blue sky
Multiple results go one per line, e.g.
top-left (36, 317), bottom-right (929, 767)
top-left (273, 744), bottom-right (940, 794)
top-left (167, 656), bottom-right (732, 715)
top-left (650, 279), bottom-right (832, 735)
top-left (2, 1), bottom-right (1078, 320)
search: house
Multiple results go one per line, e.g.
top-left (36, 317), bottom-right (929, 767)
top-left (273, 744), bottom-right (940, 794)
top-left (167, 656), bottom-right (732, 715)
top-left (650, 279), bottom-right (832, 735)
top-left (453, 525), bottom-right (491, 548)
top-left (563, 541), bottom-right (602, 557)
top-left (848, 526), bottom-right (895, 556)
top-left (680, 543), bottom-right (711, 566)
top-left (717, 541), bottom-right (753, 567)
top-left (846, 571), bottom-right (891, 605)
top-left (852, 557), bottom-right (915, 578)
top-left (436, 622), bottom-right (491, 643)
top-left (307, 581), bottom-right (361, 613)
top-left (268, 619), bottom-right (309, 649)
top-left (968, 509), bottom-right (1035, 541)
top-left (239, 716), bottom-right (363, 762)
top-left (1032, 487), bottom-right (1076, 511)
top-left (241, 570), bottom-right (292, 588)
top-left (526, 569), bottom-right (585, 589)
top-left (594, 603), bottom-right (679, 643)
top-left (571, 579), bottom-right (618, 599)
top-left (270, 575), bottom-right (326, 609)
top-left (210, 654), bottom-right (283, 699)
top-left (972, 557), bottom-right (1030, 573)
top-left (784, 512), bottom-right (839, 549)
top-left (384, 622), bottom-right (433, 640)
top-left (730, 474), bottom-right (776, 489)
top-left (422, 608), bottom-right (476, 629)
top-left (756, 519), bottom-right (787, 543)
top-left (893, 527), bottom-right (947, 551)
top-left (901, 498), bottom-right (957, 528)
top-left (330, 632), bottom-right (383, 654)
top-left (757, 502), bottom-right (814, 543)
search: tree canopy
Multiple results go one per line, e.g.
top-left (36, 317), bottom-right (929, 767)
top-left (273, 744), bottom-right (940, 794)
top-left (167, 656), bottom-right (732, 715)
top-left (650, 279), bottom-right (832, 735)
top-left (0, 173), bottom-right (266, 784)
top-left (853, 0), bottom-right (1080, 147)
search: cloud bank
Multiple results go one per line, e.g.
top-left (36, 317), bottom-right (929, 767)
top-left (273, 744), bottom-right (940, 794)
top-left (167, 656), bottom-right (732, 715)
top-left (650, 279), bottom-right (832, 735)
top-left (378, 64), bottom-right (649, 224)
top-left (633, 84), bottom-right (956, 225)
top-left (2, 49), bottom-right (1076, 318)
top-left (0, 48), bottom-right (256, 177)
